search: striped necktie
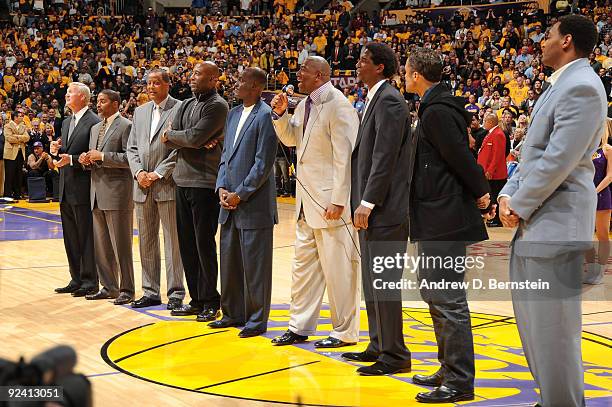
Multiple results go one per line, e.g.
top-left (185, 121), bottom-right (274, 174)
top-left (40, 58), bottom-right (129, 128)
top-left (96, 119), bottom-right (108, 150)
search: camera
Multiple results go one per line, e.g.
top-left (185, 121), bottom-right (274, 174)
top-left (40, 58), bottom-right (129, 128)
top-left (0, 345), bottom-right (92, 407)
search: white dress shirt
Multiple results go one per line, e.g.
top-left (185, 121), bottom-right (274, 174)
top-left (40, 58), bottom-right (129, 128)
top-left (361, 79), bottom-right (387, 210)
top-left (233, 104), bottom-right (255, 147)
top-left (69, 106), bottom-right (89, 166)
top-left (547, 58), bottom-right (584, 87)
top-left (150, 96), bottom-right (169, 142)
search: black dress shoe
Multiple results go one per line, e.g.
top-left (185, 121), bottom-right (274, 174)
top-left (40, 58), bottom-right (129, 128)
top-left (72, 287), bottom-right (97, 297)
top-left (412, 370), bottom-right (444, 387)
top-left (196, 308), bottom-right (220, 322)
top-left (415, 385), bottom-right (474, 403)
top-left (85, 289), bottom-right (118, 300)
top-left (341, 351), bottom-right (378, 362)
top-left (131, 296), bottom-right (162, 308)
top-left (314, 337), bottom-right (356, 348)
top-left (167, 298), bottom-right (183, 310)
top-left (170, 304), bottom-right (202, 316)
top-left (271, 330), bottom-right (308, 346)
top-left (208, 318), bottom-right (243, 328)
top-left (357, 361), bottom-right (411, 376)
top-left (55, 283), bottom-right (80, 294)
top-left (113, 293), bottom-right (134, 305)
top-left (239, 327), bottom-right (266, 338)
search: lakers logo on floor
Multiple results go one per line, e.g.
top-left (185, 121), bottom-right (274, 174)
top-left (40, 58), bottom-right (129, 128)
top-left (101, 306), bottom-right (612, 406)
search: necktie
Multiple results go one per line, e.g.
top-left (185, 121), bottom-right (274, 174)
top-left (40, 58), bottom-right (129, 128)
top-left (68, 114), bottom-right (76, 140)
top-left (96, 119), bottom-right (108, 150)
top-left (363, 96), bottom-right (370, 116)
top-left (150, 104), bottom-right (160, 141)
top-left (303, 96), bottom-right (312, 134)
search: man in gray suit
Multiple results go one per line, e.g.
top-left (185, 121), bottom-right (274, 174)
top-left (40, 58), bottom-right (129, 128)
top-left (499, 15), bottom-right (606, 407)
top-left (79, 90), bottom-right (135, 305)
top-left (126, 69), bottom-right (185, 311)
top-left (208, 67), bottom-right (277, 338)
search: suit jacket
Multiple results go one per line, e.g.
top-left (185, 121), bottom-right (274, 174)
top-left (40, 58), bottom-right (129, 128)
top-left (410, 83), bottom-right (489, 242)
top-left (58, 109), bottom-right (101, 205)
top-left (273, 84), bottom-right (358, 229)
top-left (127, 97), bottom-right (180, 203)
top-left (478, 126), bottom-right (507, 180)
top-left (217, 100), bottom-right (278, 229)
top-left (89, 115), bottom-right (134, 211)
top-left (501, 58), bottom-right (607, 256)
top-left (350, 81), bottom-right (411, 229)
top-left (3, 120), bottom-right (29, 160)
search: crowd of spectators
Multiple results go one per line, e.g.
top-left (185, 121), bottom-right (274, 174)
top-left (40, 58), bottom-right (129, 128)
top-left (0, 0), bottom-right (611, 199)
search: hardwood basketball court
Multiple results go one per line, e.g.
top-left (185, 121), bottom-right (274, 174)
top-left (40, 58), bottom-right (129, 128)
top-left (0, 200), bottom-right (610, 406)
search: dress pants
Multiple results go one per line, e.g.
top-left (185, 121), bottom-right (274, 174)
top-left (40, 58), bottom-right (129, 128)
top-left (510, 248), bottom-right (585, 407)
top-left (135, 195), bottom-right (185, 301)
top-left (0, 159), bottom-right (4, 197)
top-left (219, 214), bottom-right (273, 331)
top-left (3, 153), bottom-right (23, 198)
top-left (288, 217), bottom-right (360, 343)
top-left (176, 186), bottom-right (220, 309)
top-left (359, 223), bottom-right (411, 367)
top-left (417, 240), bottom-right (474, 393)
top-left (92, 203), bottom-right (135, 296)
top-left (489, 178), bottom-right (507, 224)
top-left (60, 201), bottom-right (97, 289)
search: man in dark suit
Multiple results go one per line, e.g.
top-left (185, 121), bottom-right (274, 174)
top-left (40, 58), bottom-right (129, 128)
top-left (162, 62), bottom-right (229, 321)
top-left (343, 42), bottom-right (412, 376)
top-left (328, 39), bottom-right (346, 72)
top-left (79, 90), bottom-right (135, 305)
top-left (405, 48), bottom-right (492, 403)
top-left (208, 67), bottom-right (278, 338)
top-left (51, 82), bottom-right (101, 297)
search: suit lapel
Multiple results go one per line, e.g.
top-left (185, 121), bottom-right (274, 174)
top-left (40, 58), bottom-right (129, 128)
top-left (229, 101), bottom-right (260, 161)
top-left (99, 116), bottom-right (121, 150)
top-left (298, 102), bottom-right (323, 161)
top-left (355, 81), bottom-right (387, 148)
top-left (225, 106), bottom-right (242, 159)
top-left (151, 101), bottom-right (174, 143)
top-left (530, 86), bottom-right (556, 121)
top-left (66, 110), bottom-right (89, 150)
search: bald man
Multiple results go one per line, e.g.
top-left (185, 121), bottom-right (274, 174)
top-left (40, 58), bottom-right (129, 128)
top-left (162, 62), bottom-right (229, 320)
top-left (208, 68), bottom-right (278, 338)
top-left (478, 114), bottom-right (507, 227)
top-left (269, 56), bottom-right (361, 348)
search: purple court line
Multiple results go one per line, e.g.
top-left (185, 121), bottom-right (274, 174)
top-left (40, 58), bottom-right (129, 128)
top-left (583, 321), bottom-right (612, 327)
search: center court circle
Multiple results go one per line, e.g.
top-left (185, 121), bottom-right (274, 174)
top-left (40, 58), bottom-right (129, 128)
top-left (101, 306), bottom-right (612, 407)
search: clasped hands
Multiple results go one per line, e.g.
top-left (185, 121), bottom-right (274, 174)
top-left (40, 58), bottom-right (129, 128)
top-left (136, 171), bottom-right (161, 189)
top-left (77, 150), bottom-right (103, 167)
top-left (219, 188), bottom-right (241, 210)
top-left (50, 139), bottom-right (70, 168)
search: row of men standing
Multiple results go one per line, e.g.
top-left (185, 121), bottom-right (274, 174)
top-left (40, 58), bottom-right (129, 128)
top-left (51, 62), bottom-right (281, 336)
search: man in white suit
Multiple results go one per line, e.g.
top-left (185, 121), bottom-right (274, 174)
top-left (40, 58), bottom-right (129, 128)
top-left (270, 56), bottom-right (360, 348)
top-left (499, 15), bottom-right (607, 407)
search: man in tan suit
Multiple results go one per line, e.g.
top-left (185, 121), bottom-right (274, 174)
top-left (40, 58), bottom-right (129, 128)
top-left (79, 90), bottom-right (135, 305)
top-left (270, 56), bottom-right (360, 348)
top-left (3, 110), bottom-right (29, 199)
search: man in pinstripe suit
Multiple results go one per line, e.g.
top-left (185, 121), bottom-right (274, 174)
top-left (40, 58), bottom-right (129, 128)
top-left (126, 69), bottom-right (185, 310)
